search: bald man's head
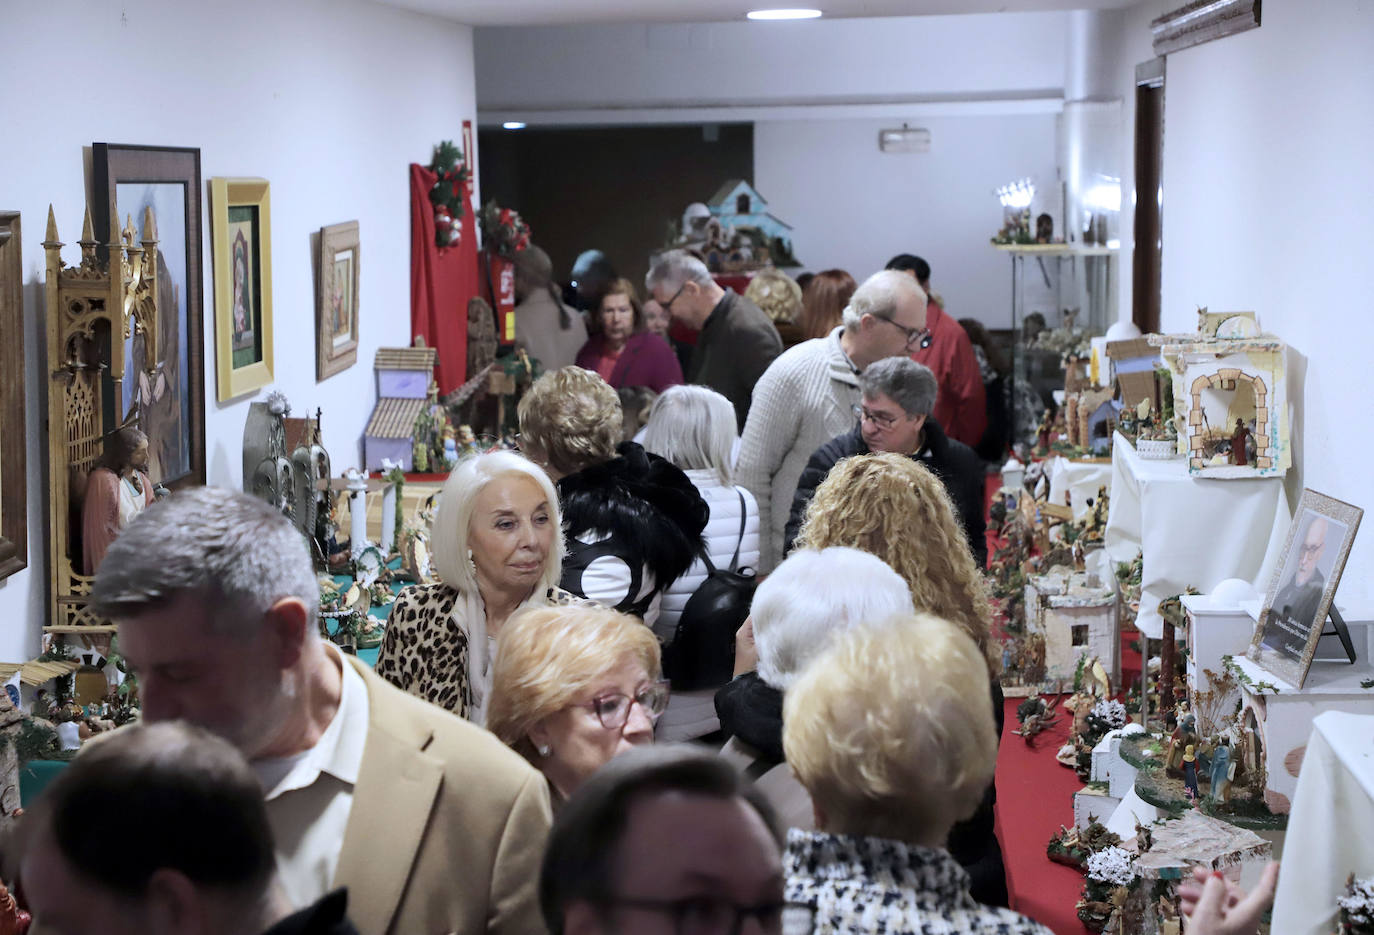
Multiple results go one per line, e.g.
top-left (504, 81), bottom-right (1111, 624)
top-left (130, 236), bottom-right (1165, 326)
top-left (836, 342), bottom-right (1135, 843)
top-left (1295, 516), bottom-right (1329, 586)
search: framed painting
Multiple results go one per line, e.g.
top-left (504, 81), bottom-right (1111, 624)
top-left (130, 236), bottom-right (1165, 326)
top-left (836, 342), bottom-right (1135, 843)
top-left (1248, 489), bottom-right (1363, 688)
top-left (92, 143), bottom-right (207, 490)
top-left (0, 211), bottom-right (25, 581)
top-left (317, 220), bottom-right (360, 380)
top-left (210, 177), bottom-right (274, 401)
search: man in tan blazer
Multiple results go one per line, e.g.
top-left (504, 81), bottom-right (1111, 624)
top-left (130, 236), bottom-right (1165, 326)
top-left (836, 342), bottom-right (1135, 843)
top-left (92, 486), bottom-right (551, 935)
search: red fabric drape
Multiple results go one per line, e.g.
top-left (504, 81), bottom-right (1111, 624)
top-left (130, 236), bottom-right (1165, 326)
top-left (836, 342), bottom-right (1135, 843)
top-left (410, 163), bottom-right (479, 393)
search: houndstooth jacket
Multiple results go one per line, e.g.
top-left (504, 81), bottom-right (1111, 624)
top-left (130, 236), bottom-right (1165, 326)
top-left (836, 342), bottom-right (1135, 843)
top-left (783, 830), bottom-right (1052, 935)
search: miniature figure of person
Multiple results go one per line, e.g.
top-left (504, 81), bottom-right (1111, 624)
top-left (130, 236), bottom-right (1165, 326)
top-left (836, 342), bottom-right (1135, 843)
top-left (1182, 745), bottom-right (1200, 802)
top-left (1209, 742), bottom-right (1234, 803)
top-left (1230, 418), bottom-right (1253, 466)
top-left (81, 427), bottom-right (155, 575)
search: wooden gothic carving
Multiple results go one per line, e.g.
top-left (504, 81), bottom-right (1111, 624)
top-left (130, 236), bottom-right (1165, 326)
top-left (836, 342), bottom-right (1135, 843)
top-left (42, 204), bottom-right (161, 631)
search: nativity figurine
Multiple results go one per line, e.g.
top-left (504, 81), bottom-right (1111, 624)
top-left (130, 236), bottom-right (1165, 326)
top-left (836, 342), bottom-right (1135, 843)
top-left (81, 427), bottom-right (156, 575)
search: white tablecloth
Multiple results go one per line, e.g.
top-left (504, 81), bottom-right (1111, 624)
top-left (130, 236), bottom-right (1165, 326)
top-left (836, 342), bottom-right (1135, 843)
top-left (1103, 432), bottom-right (1289, 638)
top-left (1271, 711), bottom-right (1374, 935)
top-left (1046, 455), bottom-right (1114, 521)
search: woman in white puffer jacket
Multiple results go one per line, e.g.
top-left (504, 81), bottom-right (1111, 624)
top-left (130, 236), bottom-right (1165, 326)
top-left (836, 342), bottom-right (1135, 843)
top-left (642, 385), bottom-right (760, 741)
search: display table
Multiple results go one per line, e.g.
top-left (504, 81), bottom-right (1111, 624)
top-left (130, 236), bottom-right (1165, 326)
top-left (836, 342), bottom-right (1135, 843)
top-left (1103, 432), bottom-right (1289, 637)
top-left (1270, 711), bottom-right (1374, 935)
top-left (1045, 454), bottom-right (1113, 521)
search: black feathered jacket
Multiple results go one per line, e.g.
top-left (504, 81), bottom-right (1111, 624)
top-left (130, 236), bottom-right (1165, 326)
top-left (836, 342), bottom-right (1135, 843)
top-left (557, 442), bottom-right (709, 622)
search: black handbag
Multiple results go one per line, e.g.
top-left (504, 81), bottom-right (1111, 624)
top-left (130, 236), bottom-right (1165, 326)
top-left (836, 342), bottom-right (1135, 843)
top-left (664, 490), bottom-right (756, 691)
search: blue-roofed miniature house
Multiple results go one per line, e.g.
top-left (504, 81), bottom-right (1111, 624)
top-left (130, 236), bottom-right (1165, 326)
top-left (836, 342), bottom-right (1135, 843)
top-left (707, 180), bottom-right (795, 249)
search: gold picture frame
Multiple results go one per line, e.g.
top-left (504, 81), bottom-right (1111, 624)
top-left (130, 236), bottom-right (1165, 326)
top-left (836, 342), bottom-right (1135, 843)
top-left (1247, 489), bottom-right (1364, 688)
top-left (317, 220), bottom-right (360, 381)
top-left (210, 177), bottom-right (274, 401)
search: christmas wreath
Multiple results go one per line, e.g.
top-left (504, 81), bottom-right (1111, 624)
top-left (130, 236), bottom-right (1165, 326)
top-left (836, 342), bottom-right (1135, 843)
top-left (479, 200), bottom-right (531, 259)
top-left (428, 140), bottom-right (470, 248)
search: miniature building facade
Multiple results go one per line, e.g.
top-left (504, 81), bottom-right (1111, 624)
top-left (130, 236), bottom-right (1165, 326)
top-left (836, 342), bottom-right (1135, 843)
top-left (364, 346), bottom-right (438, 471)
top-left (1159, 334), bottom-right (1289, 477)
top-left (1025, 570), bottom-right (1121, 689)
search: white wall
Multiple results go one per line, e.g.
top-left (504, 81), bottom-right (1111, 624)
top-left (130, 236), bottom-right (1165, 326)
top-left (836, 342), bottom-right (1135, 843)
top-left (1107, 0), bottom-right (1374, 609)
top-left (475, 13), bottom-right (1069, 114)
top-left (755, 115), bottom-right (1058, 326)
top-left (0, 0), bottom-right (476, 661)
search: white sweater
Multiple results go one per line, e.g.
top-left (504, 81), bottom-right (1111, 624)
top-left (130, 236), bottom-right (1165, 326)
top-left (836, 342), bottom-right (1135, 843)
top-left (653, 468), bottom-right (760, 644)
top-left (735, 329), bottom-right (862, 572)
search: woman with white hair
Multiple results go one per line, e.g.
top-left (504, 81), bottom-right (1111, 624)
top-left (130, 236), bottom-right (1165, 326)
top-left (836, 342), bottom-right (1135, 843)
top-left (642, 385), bottom-right (760, 741)
top-left (375, 450), bottom-right (577, 725)
top-left (487, 604), bottom-right (665, 806)
top-left (714, 547), bottom-right (913, 830)
top-left (782, 617), bottom-right (1051, 934)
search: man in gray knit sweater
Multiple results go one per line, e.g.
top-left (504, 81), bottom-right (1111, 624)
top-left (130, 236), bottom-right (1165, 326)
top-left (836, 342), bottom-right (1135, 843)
top-left (736, 269), bottom-right (928, 571)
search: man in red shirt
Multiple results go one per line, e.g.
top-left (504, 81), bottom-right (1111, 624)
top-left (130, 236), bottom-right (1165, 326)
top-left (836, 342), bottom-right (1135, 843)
top-left (885, 254), bottom-right (987, 449)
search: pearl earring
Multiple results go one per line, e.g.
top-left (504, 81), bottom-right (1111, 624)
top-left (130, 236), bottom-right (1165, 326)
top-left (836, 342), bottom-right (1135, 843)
top-left (537, 743), bottom-right (551, 757)
top-left (467, 548), bottom-right (476, 573)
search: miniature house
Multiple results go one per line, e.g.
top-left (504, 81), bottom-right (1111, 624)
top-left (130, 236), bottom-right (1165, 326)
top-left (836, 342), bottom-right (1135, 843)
top-left (672, 180), bottom-right (799, 272)
top-left (1025, 569), bottom-right (1121, 689)
top-left (707, 179), bottom-right (794, 247)
top-left (1157, 330), bottom-right (1289, 477)
top-left (1181, 591), bottom-right (1259, 698)
top-left (364, 346), bottom-right (438, 472)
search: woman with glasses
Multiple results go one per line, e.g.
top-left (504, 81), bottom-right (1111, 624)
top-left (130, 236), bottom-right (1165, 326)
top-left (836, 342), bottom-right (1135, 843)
top-left (487, 604), bottom-right (667, 805)
top-left (574, 278), bottom-right (684, 393)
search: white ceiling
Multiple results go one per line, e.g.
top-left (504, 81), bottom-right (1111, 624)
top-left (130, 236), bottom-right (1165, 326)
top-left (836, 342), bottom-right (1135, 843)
top-left (375, 0), bottom-right (1139, 28)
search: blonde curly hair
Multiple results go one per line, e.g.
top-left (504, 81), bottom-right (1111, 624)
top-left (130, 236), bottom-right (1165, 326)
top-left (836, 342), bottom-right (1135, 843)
top-left (795, 452), bottom-right (996, 671)
top-left (517, 366), bottom-right (622, 477)
top-left (743, 268), bottom-right (803, 324)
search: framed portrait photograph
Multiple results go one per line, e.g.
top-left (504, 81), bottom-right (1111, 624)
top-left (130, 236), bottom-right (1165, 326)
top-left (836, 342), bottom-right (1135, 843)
top-left (1247, 489), bottom-right (1364, 688)
top-left (0, 211), bottom-right (25, 581)
top-left (91, 143), bottom-right (207, 490)
top-left (317, 221), bottom-right (360, 381)
top-left (210, 177), bottom-right (274, 401)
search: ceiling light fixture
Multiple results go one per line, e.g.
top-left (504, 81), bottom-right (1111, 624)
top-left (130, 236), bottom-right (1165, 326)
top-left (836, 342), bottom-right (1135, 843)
top-left (503, 121), bottom-right (526, 130)
top-left (746, 8), bottom-right (822, 21)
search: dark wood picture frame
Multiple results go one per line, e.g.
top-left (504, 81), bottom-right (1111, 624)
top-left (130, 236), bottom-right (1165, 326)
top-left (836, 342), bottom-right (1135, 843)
top-left (316, 220), bottom-right (360, 381)
top-left (91, 143), bottom-right (207, 490)
top-left (0, 211), bottom-right (26, 581)
top-left (1248, 489), bottom-right (1364, 689)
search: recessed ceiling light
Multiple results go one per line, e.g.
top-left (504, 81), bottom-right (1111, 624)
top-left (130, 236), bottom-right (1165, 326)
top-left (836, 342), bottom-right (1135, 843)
top-left (503, 121), bottom-right (526, 130)
top-left (746, 8), bottom-right (822, 20)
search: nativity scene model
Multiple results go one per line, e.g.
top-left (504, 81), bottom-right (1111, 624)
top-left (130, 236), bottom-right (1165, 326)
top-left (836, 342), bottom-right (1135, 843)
top-left (1153, 310), bottom-right (1290, 477)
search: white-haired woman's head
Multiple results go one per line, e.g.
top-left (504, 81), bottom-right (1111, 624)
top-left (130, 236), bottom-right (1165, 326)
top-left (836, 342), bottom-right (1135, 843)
top-left (751, 547), bottom-right (912, 690)
top-left (641, 385), bottom-right (738, 486)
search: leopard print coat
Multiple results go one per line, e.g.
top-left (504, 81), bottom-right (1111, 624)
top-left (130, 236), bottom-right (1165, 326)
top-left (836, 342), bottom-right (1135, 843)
top-left (374, 582), bottom-right (583, 720)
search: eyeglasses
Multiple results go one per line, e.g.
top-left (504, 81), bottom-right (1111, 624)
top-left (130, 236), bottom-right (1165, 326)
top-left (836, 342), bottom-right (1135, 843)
top-left (874, 314), bottom-right (933, 350)
top-left (657, 283), bottom-right (688, 315)
top-left (853, 403), bottom-right (906, 429)
top-left (602, 895), bottom-right (784, 935)
top-left (576, 681), bottom-right (670, 730)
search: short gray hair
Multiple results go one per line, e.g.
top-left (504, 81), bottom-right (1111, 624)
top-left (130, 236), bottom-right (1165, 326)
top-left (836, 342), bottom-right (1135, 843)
top-left (859, 357), bottom-right (938, 418)
top-left (752, 547), bottom-right (913, 690)
top-left (841, 269), bottom-right (927, 332)
top-left (644, 249), bottom-right (713, 294)
top-left (432, 451), bottom-right (565, 597)
top-left (641, 385), bottom-right (737, 486)
top-left (90, 486), bottom-right (319, 634)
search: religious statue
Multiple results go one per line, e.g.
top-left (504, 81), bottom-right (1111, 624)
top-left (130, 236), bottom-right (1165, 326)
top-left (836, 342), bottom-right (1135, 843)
top-left (1230, 418), bottom-right (1253, 466)
top-left (1209, 741), bottom-right (1235, 803)
top-left (1182, 745), bottom-right (1201, 802)
top-left (81, 427), bottom-right (156, 575)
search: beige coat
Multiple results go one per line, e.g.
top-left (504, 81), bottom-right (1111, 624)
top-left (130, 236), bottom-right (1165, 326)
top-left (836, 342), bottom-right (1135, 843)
top-left (336, 658), bottom-right (552, 935)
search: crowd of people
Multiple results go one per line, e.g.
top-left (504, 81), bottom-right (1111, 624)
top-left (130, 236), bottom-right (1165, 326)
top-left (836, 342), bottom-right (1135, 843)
top-left (2, 246), bottom-right (1265, 935)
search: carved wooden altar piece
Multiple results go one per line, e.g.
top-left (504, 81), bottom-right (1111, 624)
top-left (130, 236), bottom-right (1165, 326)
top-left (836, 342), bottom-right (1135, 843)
top-left (42, 205), bottom-right (161, 632)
